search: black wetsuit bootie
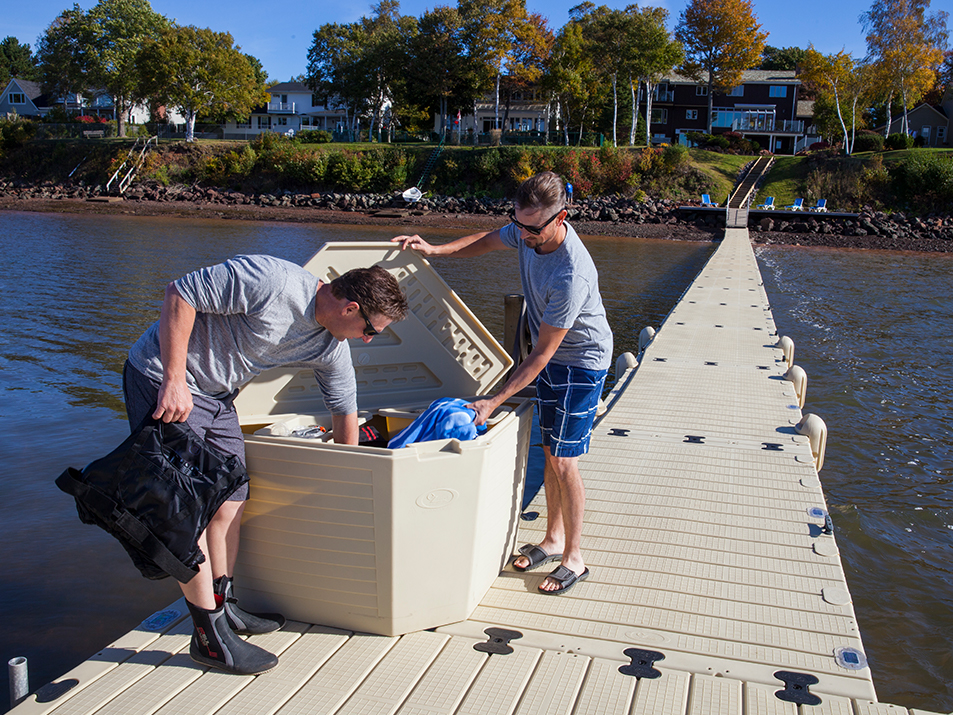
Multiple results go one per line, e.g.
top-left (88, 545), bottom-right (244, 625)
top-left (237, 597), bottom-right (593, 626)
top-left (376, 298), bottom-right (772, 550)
top-left (186, 599), bottom-right (279, 675)
top-left (214, 575), bottom-right (286, 635)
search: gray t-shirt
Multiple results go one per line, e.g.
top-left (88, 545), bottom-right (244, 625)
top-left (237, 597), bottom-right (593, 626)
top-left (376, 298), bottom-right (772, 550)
top-left (128, 254), bottom-right (357, 415)
top-left (500, 221), bottom-right (613, 371)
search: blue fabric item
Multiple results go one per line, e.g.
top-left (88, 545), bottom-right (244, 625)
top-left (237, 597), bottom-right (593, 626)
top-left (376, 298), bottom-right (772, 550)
top-left (387, 398), bottom-right (487, 449)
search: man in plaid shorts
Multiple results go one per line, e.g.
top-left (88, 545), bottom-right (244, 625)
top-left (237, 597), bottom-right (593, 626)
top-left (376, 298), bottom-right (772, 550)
top-left (393, 171), bottom-right (612, 595)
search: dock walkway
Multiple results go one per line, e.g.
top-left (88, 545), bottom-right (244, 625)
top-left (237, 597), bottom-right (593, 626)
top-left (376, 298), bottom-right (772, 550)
top-left (12, 229), bottom-right (946, 715)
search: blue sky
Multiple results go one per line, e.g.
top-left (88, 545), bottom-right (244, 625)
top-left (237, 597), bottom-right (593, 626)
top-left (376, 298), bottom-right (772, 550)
top-left (5, 0), bottom-right (878, 84)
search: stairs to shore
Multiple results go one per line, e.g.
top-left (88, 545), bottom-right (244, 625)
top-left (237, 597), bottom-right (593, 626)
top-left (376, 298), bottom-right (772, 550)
top-left (105, 136), bottom-right (158, 196)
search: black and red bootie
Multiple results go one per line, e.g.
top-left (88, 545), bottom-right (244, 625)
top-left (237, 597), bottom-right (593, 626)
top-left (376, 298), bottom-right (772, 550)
top-left (213, 575), bottom-right (286, 635)
top-left (186, 599), bottom-right (278, 675)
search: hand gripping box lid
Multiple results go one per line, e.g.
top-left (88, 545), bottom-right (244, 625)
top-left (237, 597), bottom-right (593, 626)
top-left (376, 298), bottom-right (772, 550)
top-left (232, 242), bottom-right (534, 636)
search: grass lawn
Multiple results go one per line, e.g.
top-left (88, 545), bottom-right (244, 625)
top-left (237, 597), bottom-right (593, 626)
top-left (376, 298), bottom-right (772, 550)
top-left (688, 150), bottom-right (751, 203)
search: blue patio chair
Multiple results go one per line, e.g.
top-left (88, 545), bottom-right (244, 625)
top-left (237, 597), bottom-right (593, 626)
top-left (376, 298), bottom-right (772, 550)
top-left (784, 198), bottom-right (804, 211)
top-left (756, 196), bottom-right (775, 209)
top-left (811, 199), bottom-right (828, 212)
top-left (700, 194), bottom-right (718, 207)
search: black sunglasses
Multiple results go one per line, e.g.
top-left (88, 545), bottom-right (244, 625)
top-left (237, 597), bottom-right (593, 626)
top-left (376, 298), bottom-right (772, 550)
top-left (510, 207), bottom-right (566, 236)
top-left (343, 287), bottom-right (380, 336)
top-left (356, 304), bottom-right (379, 336)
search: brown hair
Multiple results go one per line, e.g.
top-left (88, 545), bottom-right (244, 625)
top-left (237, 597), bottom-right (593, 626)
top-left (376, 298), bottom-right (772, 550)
top-left (330, 266), bottom-right (408, 321)
top-left (514, 171), bottom-right (567, 212)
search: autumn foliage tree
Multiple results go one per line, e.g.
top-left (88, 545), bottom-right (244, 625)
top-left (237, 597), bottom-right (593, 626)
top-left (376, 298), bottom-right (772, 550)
top-left (862, 0), bottom-right (949, 137)
top-left (675, 0), bottom-right (768, 133)
top-left (801, 48), bottom-right (873, 154)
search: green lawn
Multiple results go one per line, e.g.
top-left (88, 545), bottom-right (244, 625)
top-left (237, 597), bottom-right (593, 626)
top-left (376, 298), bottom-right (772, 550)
top-left (687, 150), bottom-right (752, 203)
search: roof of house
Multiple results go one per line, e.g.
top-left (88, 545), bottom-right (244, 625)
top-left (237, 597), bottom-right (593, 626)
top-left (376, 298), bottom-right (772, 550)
top-left (663, 69), bottom-right (801, 85)
top-left (796, 99), bottom-right (814, 118)
top-left (5, 78), bottom-right (44, 101)
top-left (266, 81), bottom-right (311, 93)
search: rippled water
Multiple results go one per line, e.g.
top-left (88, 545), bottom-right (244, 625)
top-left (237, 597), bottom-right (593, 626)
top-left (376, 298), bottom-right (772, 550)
top-left (756, 245), bottom-right (953, 710)
top-left (0, 211), bottom-right (713, 708)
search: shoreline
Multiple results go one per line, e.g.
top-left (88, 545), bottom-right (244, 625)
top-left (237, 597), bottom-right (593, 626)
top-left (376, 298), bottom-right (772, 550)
top-left (3, 195), bottom-right (952, 253)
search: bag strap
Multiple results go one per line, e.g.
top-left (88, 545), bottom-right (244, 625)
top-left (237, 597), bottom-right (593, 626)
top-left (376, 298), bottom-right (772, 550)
top-left (55, 468), bottom-right (199, 583)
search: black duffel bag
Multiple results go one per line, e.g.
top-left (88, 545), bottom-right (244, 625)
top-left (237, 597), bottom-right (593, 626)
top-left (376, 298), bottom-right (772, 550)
top-left (55, 416), bottom-right (249, 582)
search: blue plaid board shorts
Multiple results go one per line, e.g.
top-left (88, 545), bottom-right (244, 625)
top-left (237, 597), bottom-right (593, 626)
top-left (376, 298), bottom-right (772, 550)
top-left (537, 362), bottom-right (608, 458)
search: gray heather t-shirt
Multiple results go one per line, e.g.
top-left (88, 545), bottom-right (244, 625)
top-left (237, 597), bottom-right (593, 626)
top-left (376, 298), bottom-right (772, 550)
top-left (128, 254), bottom-right (357, 415)
top-left (500, 221), bottom-right (613, 371)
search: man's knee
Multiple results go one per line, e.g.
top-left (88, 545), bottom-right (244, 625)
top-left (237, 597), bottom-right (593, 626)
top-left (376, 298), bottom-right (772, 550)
top-left (546, 453), bottom-right (580, 480)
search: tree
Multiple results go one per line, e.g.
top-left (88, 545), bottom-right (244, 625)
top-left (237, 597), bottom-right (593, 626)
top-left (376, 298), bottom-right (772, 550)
top-left (627, 6), bottom-right (683, 146)
top-left (137, 25), bottom-right (268, 142)
top-left (36, 0), bottom-right (169, 137)
top-left (675, 0), bottom-right (768, 133)
top-left (542, 20), bottom-right (603, 145)
top-left (458, 0), bottom-right (533, 132)
top-left (862, 0), bottom-right (949, 136)
top-left (0, 37), bottom-right (39, 86)
top-left (759, 45), bottom-right (807, 71)
top-left (801, 48), bottom-right (872, 154)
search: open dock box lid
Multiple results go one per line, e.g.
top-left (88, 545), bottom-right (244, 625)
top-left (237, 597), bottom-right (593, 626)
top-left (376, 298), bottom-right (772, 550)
top-left (233, 241), bottom-right (514, 424)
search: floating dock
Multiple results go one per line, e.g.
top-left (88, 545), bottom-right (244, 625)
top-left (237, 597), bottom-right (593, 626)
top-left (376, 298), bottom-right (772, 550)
top-left (12, 228), bottom-right (947, 715)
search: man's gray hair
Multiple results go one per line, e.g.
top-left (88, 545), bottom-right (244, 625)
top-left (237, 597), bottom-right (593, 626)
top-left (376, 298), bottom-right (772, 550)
top-left (515, 171), bottom-right (567, 212)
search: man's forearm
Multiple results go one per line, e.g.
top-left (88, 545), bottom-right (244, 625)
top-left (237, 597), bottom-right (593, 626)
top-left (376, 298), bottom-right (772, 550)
top-left (331, 413), bottom-right (359, 445)
top-left (158, 283), bottom-right (196, 383)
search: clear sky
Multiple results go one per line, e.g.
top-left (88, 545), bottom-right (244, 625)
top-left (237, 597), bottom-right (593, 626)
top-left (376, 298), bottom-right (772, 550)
top-left (4, 0), bottom-right (879, 84)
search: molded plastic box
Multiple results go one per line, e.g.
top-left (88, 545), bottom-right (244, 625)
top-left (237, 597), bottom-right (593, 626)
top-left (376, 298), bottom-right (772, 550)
top-left (232, 243), bottom-right (533, 636)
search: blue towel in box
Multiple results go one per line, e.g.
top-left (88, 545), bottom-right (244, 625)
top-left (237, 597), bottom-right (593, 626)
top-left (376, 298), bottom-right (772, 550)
top-left (387, 397), bottom-right (488, 449)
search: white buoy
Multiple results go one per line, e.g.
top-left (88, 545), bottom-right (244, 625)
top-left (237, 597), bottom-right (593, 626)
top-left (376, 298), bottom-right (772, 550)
top-left (796, 413), bottom-right (827, 471)
top-left (776, 335), bottom-right (795, 368)
top-left (784, 364), bottom-right (808, 407)
top-left (639, 327), bottom-right (656, 353)
top-left (9, 656), bottom-right (28, 709)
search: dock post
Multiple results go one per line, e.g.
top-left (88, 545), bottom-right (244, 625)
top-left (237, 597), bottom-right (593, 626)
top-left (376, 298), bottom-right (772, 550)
top-left (8, 656), bottom-right (28, 709)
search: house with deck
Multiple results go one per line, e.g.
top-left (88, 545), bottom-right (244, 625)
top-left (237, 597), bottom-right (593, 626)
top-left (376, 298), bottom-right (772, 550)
top-left (642, 69), bottom-right (811, 154)
top-left (223, 81), bottom-right (349, 139)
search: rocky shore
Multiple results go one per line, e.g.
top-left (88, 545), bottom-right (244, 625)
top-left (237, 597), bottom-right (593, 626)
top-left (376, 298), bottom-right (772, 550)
top-left (2, 179), bottom-right (951, 252)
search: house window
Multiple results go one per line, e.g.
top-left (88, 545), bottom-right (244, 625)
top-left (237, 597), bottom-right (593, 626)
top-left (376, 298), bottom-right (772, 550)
top-left (696, 85), bottom-right (708, 96)
top-left (686, 109), bottom-right (698, 120)
top-left (727, 86), bottom-right (744, 97)
top-left (277, 117), bottom-right (288, 126)
top-left (8, 92), bottom-right (25, 104)
top-left (920, 126), bottom-right (931, 143)
top-left (937, 126), bottom-right (947, 144)
top-left (257, 116), bottom-right (271, 129)
top-left (651, 108), bottom-right (668, 124)
top-left (236, 120), bottom-right (251, 128)
top-left (769, 86), bottom-right (787, 98)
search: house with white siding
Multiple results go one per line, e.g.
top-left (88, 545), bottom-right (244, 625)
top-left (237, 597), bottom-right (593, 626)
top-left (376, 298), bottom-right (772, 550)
top-left (223, 81), bottom-right (349, 139)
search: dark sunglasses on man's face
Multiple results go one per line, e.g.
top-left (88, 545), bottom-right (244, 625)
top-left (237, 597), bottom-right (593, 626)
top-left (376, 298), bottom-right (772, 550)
top-left (510, 207), bottom-right (565, 236)
top-left (357, 304), bottom-right (379, 336)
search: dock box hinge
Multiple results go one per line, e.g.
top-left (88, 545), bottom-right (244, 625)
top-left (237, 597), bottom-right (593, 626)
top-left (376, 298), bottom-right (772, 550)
top-left (774, 671), bottom-right (822, 706)
top-left (474, 627), bottom-right (523, 654)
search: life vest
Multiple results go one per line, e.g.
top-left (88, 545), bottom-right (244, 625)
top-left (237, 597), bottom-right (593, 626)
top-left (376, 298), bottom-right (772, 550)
top-left (55, 417), bottom-right (248, 582)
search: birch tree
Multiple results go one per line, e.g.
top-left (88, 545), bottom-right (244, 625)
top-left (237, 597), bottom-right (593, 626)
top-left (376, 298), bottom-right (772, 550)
top-left (801, 48), bottom-right (871, 155)
top-left (675, 0), bottom-right (767, 133)
top-left (628, 6), bottom-right (683, 146)
top-left (862, 0), bottom-right (948, 136)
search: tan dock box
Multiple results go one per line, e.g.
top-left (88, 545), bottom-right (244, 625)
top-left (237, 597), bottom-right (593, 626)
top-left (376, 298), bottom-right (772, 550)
top-left (232, 242), bottom-right (533, 636)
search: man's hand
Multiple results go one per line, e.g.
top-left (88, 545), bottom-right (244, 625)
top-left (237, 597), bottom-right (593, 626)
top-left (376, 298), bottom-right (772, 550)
top-left (391, 234), bottom-right (437, 255)
top-left (153, 378), bottom-right (193, 423)
top-left (466, 398), bottom-right (498, 427)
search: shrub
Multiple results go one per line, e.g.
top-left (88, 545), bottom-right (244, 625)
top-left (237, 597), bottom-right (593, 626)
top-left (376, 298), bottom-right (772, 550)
top-left (885, 133), bottom-right (914, 151)
top-left (889, 153), bottom-right (953, 212)
top-left (0, 116), bottom-right (37, 151)
top-left (298, 129), bottom-right (332, 144)
top-left (852, 131), bottom-right (884, 153)
top-left (662, 143), bottom-right (689, 170)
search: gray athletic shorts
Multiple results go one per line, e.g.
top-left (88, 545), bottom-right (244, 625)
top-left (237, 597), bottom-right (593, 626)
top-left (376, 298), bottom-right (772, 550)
top-left (122, 361), bottom-right (249, 501)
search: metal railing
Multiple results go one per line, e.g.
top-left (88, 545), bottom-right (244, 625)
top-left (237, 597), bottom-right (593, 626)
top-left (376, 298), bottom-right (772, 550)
top-left (105, 135), bottom-right (158, 194)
